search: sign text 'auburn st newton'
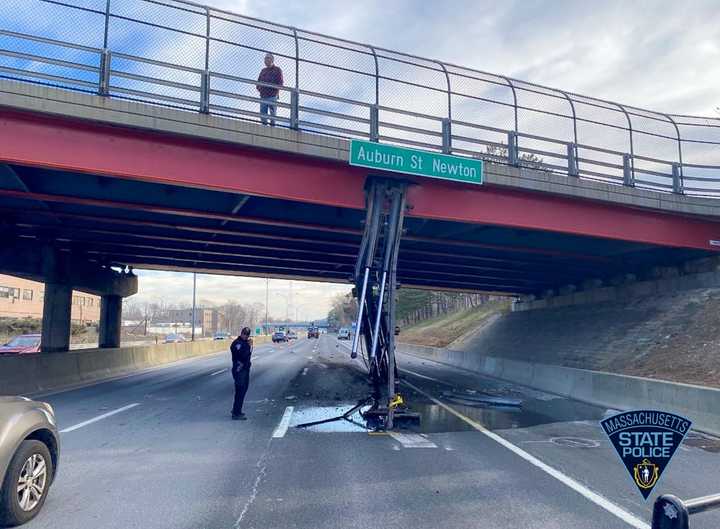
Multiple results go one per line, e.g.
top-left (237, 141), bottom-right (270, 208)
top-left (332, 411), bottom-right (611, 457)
top-left (349, 140), bottom-right (483, 185)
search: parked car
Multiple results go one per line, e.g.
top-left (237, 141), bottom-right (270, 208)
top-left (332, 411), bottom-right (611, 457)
top-left (272, 331), bottom-right (287, 343)
top-left (0, 396), bottom-right (59, 526)
top-left (286, 330), bottom-right (298, 340)
top-left (213, 332), bottom-right (230, 340)
top-left (163, 333), bottom-right (186, 344)
top-left (337, 328), bottom-right (351, 340)
top-left (0, 334), bottom-right (41, 355)
top-left (307, 327), bottom-right (319, 339)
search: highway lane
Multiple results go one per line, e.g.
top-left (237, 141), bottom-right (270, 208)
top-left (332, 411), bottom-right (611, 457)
top-left (18, 335), bottom-right (720, 529)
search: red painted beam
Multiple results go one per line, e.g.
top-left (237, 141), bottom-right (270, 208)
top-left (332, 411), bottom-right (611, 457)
top-left (2, 109), bottom-right (720, 251)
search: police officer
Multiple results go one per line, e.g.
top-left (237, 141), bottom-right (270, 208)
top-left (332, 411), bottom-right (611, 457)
top-left (230, 327), bottom-right (253, 420)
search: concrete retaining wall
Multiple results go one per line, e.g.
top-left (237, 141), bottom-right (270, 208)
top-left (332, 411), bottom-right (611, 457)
top-left (0, 336), bottom-right (270, 396)
top-left (398, 343), bottom-right (720, 436)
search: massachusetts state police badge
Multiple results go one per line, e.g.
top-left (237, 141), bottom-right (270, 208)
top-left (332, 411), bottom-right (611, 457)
top-left (600, 410), bottom-right (691, 499)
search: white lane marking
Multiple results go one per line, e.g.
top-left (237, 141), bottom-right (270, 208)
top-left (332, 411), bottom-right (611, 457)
top-left (389, 432), bottom-right (437, 448)
top-left (403, 380), bottom-right (649, 529)
top-left (399, 368), bottom-right (444, 383)
top-left (233, 439), bottom-right (271, 529)
top-left (60, 403), bottom-right (141, 433)
top-left (209, 368), bottom-right (227, 376)
top-left (272, 406), bottom-right (295, 438)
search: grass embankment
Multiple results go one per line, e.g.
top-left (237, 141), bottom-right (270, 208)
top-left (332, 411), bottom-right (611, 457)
top-left (398, 299), bottom-right (510, 348)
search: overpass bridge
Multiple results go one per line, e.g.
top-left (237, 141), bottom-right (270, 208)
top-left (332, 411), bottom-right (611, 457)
top-left (2, 1), bottom-right (720, 368)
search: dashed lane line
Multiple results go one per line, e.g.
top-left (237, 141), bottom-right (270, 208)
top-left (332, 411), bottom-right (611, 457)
top-left (60, 403), bottom-right (141, 433)
top-left (209, 368), bottom-right (228, 376)
top-left (402, 380), bottom-right (649, 529)
top-left (272, 406), bottom-right (295, 438)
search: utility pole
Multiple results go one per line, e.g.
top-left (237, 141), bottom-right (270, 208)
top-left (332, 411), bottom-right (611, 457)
top-left (265, 277), bottom-right (269, 335)
top-left (191, 272), bottom-right (197, 341)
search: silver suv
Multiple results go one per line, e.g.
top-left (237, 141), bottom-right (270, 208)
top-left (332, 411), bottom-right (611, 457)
top-left (0, 396), bottom-right (59, 526)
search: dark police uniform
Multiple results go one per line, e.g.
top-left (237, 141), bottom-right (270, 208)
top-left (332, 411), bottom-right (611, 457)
top-left (230, 336), bottom-right (252, 418)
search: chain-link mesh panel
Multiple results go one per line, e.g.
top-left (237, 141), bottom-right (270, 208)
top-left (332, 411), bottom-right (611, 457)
top-left (0, 0), bottom-right (104, 91)
top-left (109, 54), bottom-right (201, 109)
top-left (296, 32), bottom-right (374, 138)
top-left (510, 80), bottom-right (574, 172)
top-left (673, 115), bottom-right (720, 196)
top-left (624, 108), bottom-right (679, 192)
top-left (446, 66), bottom-right (515, 159)
top-left (5, 0), bottom-right (106, 46)
top-left (108, 2), bottom-right (205, 69)
top-left (569, 94), bottom-right (631, 183)
top-left (377, 50), bottom-right (447, 150)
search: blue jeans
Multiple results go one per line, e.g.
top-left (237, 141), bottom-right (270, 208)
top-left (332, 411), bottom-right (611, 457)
top-left (260, 96), bottom-right (278, 126)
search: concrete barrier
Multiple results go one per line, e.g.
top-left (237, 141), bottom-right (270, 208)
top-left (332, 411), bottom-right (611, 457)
top-left (398, 343), bottom-right (720, 436)
top-left (0, 336), bottom-right (271, 396)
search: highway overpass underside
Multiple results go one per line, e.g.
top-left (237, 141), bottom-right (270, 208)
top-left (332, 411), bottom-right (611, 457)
top-left (0, 162), bottom-right (714, 302)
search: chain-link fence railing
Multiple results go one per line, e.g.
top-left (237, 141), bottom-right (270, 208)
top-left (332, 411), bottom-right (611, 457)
top-left (2, 0), bottom-right (719, 196)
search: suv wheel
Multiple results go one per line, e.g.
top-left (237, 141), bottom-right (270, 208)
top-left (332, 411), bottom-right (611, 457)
top-left (0, 440), bottom-right (53, 526)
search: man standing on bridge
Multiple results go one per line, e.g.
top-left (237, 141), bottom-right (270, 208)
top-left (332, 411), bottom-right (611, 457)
top-left (230, 327), bottom-right (253, 420)
top-left (256, 53), bottom-right (283, 126)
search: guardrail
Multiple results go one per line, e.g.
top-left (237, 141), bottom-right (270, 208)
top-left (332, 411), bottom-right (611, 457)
top-left (652, 493), bottom-right (720, 528)
top-left (1, 0), bottom-right (719, 197)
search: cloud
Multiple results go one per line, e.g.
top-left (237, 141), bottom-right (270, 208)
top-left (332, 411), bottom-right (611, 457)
top-left (128, 270), bottom-right (350, 321)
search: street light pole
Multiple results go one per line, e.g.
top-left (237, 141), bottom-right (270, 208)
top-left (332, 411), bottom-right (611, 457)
top-left (191, 272), bottom-right (197, 341)
top-left (265, 277), bottom-right (269, 335)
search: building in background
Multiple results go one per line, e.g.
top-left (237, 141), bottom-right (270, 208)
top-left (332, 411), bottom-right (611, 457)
top-left (0, 274), bottom-right (100, 324)
top-left (165, 307), bottom-right (227, 337)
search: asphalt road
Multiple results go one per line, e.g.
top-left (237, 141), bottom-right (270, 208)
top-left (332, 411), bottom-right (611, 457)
top-left (20, 335), bottom-right (720, 529)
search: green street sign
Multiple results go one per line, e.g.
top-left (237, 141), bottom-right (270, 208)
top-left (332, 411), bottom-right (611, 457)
top-left (349, 139), bottom-right (483, 185)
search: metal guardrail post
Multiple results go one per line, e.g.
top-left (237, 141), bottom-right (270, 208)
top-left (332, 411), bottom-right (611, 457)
top-left (290, 89), bottom-right (299, 130)
top-left (672, 163), bottom-right (684, 194)
top-left (199, 71), bottom-right (210, 114)
top-left (370, 105), bottom-right (379, 142)
top-left (441, 118), bottom-right (452, 154)
top-left (98, 49), bottom-right (111, 96)
top-left (507, 131), bottom-right (519, 166)
top-left (567, 142), bottom-right (579, 177)
top-left (623, 154), bottom-right (634, 187)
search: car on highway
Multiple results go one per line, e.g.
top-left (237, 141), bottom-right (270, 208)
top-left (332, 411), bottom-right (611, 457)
top-left (0, 396), bottom-right (59, 526)
top-left (307, 327), bottom-right (319, 339)
top-left (272, 331), bottom-right (287, 343)
top-left (286, 330), bottom-right (298, 340)
top-left (0, 334), bottom-right (41, 355)
top-left (163, 333), bottom-right (186, 344)
top-left (337, 328), bottom-right (351, 340)
top-left (213, 332), bottom-right (230, 340)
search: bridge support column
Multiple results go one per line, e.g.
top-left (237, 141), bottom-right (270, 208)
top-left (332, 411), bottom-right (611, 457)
top-left (99, 295), bottom-right (122, 349)
top-left (41, 283), bottom-right (72, 353)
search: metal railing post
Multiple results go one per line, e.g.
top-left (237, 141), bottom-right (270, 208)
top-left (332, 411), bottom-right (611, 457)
top-left (672, 163), bottom-right (684, 194)
top-left (623, 154), bottom-right (634, 187)
top-left (567, 142), bottom-right (578, 177)
top-left (441, 118), bottom-right (452, 154)
top-left (290, 89), bottom-right (299, 130)
top-left (370, 105), bottom-right (379, 142)
top-left (98, 49), bottom-right (111, 96)
top-left (199, 71), bottom-right (210, 114)
top-left (507, 131), bottom-right (519, 166)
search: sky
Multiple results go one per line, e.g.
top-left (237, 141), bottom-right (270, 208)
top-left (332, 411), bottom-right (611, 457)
top-left (4, 0), bottom-right (720, 319)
